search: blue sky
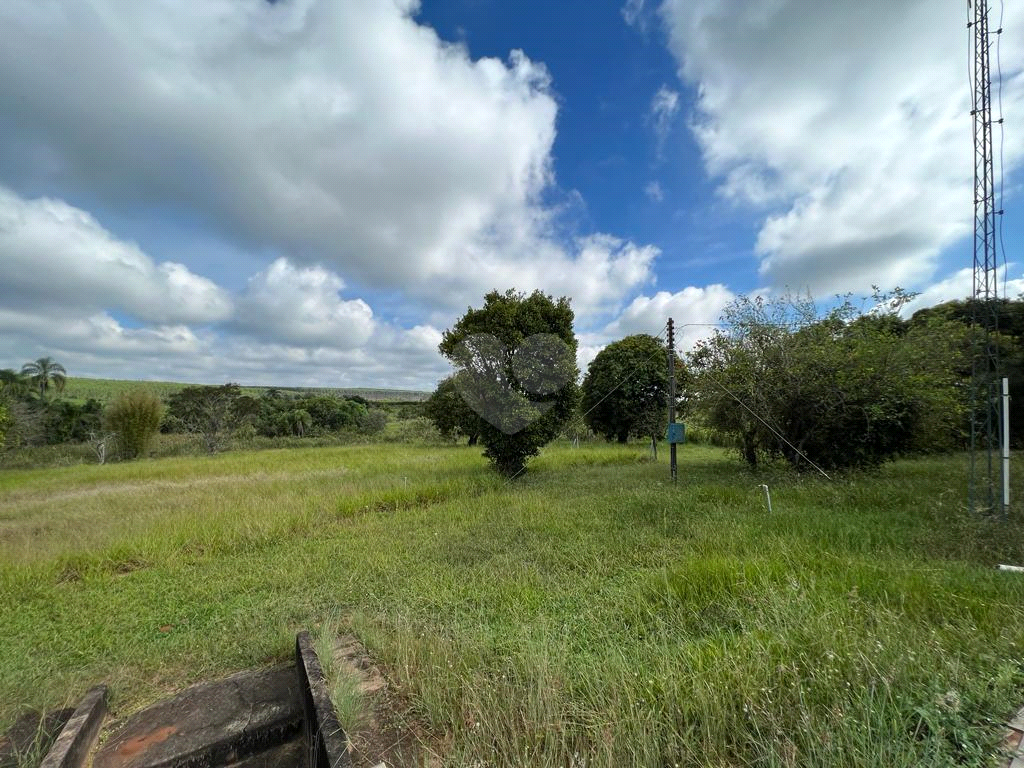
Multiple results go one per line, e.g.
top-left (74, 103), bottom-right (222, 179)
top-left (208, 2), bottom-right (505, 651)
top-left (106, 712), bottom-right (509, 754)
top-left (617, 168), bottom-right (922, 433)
top-left (0, 0), bottom-right (1021, 389)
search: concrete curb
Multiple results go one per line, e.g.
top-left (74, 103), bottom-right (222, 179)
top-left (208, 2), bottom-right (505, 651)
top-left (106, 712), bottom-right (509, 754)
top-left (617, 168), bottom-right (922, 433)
top-left (1004, 706), bottom-right (1024, 768)
top-left (295, 632), bottom-right (350, 768)
top-left (39, 686), bottom-right (107, 768)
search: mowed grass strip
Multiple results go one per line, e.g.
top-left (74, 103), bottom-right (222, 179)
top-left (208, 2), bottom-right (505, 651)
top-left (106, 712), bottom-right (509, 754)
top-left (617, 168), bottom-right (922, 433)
top-left (2, 443), bottom-right (1024, 767)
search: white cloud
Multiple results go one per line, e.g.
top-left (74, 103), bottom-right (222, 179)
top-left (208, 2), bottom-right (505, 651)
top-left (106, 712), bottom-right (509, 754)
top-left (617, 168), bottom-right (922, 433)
top-left (202, 323), bottom-right (449, 390)
top-left (233, 258), bottom-right (375, 349)
top-left (902, 266), bottom-right (1024, 317)
top-left (645, 181), bottom-right (665, 202)
top-left (0, 0), bottom-right (656, 315)
top-left (650, 85), bottom-right (681, 154)
top-left (660, 0), bottom-right (1024, 294)
top-left (604, 284), bottom-right (736, 350)
top-left (622, 0), bottom-right (647, 31)
top-left (0, 306), bottom-right (207, 363)
top-left (430, 233), bottom-right (659, 321)
top-left (0, 299), bottom-right (448, 390)
top-left (0, 186), bottom-right (231, 325)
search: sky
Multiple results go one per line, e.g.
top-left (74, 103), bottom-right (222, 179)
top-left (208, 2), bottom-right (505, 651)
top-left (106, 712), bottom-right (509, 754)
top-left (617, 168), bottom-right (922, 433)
top-left (0, 0), bottom-right (1022, 391)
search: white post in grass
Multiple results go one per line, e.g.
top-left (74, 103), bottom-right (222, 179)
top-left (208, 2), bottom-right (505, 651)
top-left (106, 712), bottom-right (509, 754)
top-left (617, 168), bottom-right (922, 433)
top-left (1003, 377), bottom-right (1010, 513)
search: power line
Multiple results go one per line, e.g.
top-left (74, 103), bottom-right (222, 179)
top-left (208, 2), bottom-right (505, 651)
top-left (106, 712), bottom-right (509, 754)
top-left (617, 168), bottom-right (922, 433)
top-left (577, 323), bottom-right (669, 423)
top-left (505, 323), bottom-right (670, 484)
top-left (687, 360), bottom-right (832, 481)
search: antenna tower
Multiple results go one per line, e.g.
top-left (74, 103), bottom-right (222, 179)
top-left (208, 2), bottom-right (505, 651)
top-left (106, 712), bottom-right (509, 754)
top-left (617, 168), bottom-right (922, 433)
top-left (968, 0), bottom-right (1004, 512)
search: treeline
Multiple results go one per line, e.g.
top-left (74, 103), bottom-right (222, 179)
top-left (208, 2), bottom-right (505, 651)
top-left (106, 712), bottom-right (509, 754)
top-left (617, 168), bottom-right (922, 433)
top-left (688, 292), bottom-right (1024, 471)
top-left (0, 371), bottom-right (391, 462)
top-left (422, 291), bottom-right (1024, 474)
top-left (161, 384), bottom-right (387, 453)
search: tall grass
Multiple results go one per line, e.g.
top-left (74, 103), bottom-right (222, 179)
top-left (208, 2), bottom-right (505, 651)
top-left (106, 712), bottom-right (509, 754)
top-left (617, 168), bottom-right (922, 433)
top-left (2, 443), bottom-right (1023, 767)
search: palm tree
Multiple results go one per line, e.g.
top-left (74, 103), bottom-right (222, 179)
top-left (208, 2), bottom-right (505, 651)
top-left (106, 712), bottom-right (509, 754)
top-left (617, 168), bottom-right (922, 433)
top-left (288, 408), bottom-right (312, 437)
top-left (21, 357), bottom-right (67, 399)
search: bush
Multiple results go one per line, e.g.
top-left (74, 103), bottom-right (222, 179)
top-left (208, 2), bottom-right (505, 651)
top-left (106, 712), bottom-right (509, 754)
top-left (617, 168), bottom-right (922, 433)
top-left (105, 391), bottom-right (164, 459)
top-left (688, 291), bottom-right (964, 472)
top-left (357, 408), bottom-right (388, 435)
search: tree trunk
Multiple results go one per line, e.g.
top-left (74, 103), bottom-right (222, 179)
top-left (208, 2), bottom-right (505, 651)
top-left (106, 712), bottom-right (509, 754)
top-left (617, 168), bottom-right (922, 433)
top-left (742, 433), bottom-right (758, 468)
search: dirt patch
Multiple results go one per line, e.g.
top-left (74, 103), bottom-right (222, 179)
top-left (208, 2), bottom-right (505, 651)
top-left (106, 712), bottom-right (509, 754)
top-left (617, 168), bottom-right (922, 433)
top-left (327, 635), bottom-right (444, 768)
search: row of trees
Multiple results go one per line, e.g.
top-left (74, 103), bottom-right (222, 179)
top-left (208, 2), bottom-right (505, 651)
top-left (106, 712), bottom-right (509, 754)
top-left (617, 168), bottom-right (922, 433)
top-left (0, 365), bottom-right (388, 460)
top-left (163, 384), bottom-right (385, 452)
top-left (425, 288), bottom-right (1022, 476)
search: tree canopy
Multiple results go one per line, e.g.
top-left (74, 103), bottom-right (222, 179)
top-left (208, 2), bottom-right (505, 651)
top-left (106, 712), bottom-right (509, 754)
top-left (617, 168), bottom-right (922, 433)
top-left (21, 357), bottom-right (66, 399)
top-left (439, 289), bottom-right (579, 476)
top-left (581, 334), bottom-right (680, 443)
top-left (688, 292), bottom-right (964, 471)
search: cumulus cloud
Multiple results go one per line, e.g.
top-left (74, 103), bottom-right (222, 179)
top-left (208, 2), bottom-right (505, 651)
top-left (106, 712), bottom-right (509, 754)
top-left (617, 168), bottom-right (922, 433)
top-left (429, 233), bottom-right (659, 320)
top-left (205, 323), bottom-right (449, 390)
top-left (0, 0), bottom-right (656, 314)
top-left (604, 284), bottom-right (736, 350)
top-left (0, 305), bottom-right (214, 391)
top-left (645, 181), bottom-right (665, 202)
top-left (233, 258), bottom-right (375, 349)
top-left (901, 266), bottom-right (1024, 317)
top-left (660, 0), bottom-right (1024, 294)
top-left (0, 186), bottom-right (231, 325)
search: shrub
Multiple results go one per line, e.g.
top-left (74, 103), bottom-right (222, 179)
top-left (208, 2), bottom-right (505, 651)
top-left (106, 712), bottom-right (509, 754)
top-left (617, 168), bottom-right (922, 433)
top-left (357, 408), bottom-right (388, 435)
top-left (104, 391), bottom-right (164, 459)
top-left (688, 291), bottom-right (964, 472)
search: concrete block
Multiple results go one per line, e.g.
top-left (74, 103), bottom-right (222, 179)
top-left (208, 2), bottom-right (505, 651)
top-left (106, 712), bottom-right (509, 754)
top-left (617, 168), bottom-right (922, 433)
top-left (39, 686), bottom-right (107, 768)
top-left (94, 667), bottom-right (301, 768)
top-left (0, 708), bottom-right (76, 768)
top-left (295, 632), bottom-right (350, 768)
top-left (1010, 707), bottom-right (1024, 732)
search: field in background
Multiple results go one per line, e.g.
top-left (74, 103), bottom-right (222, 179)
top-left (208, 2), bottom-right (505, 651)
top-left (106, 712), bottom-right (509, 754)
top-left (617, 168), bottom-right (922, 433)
top-left (3, 443), bottom-right (1024, 767)
top-left (58, 376), bottom-right (429, 404)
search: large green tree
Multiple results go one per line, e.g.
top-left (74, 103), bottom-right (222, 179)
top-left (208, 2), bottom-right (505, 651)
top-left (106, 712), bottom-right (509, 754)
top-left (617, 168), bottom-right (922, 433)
top-left (439, 289), bottom-right (579, 476)
top-left (581, 334), bottom-right (680, 443)
top-left (21, 357), bottom-right (66, 399)
top-left (909, 297), bottom-right (1024, 448)
top-left (165, 383), bottom-right (245, 453)
top-left (688, 292), bottom-right (964, 471)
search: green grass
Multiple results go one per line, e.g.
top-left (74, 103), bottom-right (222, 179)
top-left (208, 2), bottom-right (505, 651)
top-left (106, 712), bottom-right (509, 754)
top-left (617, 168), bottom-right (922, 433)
top-left (58, 377), bottom-right (427, 404)
top-left (2, 443), bottom-right (1024, 767)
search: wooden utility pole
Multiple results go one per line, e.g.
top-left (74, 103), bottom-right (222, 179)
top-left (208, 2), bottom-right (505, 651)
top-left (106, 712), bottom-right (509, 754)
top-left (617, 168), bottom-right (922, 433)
top-left (667, 318), bottom-right (677, 483)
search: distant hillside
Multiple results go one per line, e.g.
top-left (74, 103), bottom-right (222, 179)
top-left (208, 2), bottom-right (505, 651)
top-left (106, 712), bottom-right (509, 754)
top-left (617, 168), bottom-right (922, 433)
top-left (60, 377), bottom-right (429, 403)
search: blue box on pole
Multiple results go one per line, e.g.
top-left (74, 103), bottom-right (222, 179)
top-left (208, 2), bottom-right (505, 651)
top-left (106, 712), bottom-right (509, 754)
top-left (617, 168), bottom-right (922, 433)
top-left (666, 423), bottom-right (685, 444)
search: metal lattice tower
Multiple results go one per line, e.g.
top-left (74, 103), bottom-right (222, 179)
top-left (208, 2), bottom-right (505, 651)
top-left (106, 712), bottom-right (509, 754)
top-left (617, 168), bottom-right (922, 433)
top-left (968, 0), bottom-right (1003, 512)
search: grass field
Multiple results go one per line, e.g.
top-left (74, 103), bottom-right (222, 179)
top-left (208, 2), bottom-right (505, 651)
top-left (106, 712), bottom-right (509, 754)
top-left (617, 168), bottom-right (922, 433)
top-left (57, 377), bottom-right (429, 403)
top-left (2, 442), bottom-right (1024, 767)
